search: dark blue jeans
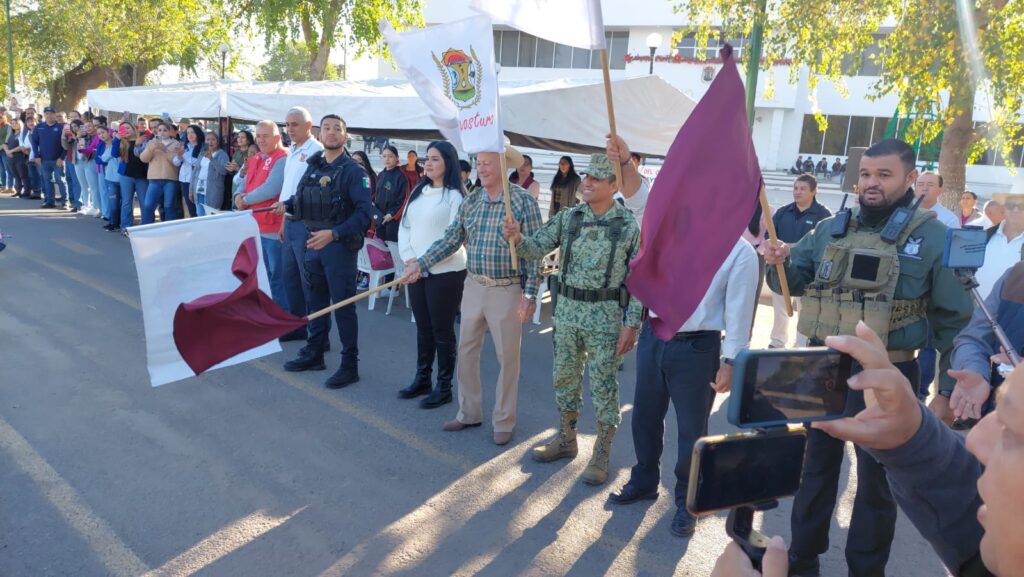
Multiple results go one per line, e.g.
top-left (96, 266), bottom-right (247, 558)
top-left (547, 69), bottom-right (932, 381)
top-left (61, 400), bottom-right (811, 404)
top-left (104, 179), bottom-right (121, 227)
top-left (27, 161), bottom-right (41, 194)
top-left (627, 324), bottom-right (721, 508)
top-left (142, 179), bottom-right (178, 224)
top-left (39, 160), bottom-right (67, 204)
top-left (66, 161), bottom-right (80, 206)
top-left (119, 176), bottom-right (147, 229)
top-left (789, 359), bottom-right (920, 576)
top-left (305, 238), bottom-right (358, 367)
top-left (281, 219), bottom-right (314, 339)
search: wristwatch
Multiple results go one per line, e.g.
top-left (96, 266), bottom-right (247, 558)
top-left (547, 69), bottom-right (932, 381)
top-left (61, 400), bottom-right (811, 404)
top-left (331, 230), bottom-right (341, 242)
top-left (722, 357), bottom-right (735, 366)
top-left (938, 389), bottom-right (952, 399)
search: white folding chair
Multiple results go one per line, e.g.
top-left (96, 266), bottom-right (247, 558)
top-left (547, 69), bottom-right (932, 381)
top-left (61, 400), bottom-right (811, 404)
top-left (356, 239), bottom-right (396, 311)
top-left (385, 241), bottom-right (414, 322)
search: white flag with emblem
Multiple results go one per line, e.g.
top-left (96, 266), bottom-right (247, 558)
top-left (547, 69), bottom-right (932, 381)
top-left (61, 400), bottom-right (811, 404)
top-left (381, 16), bottom-right (503, 154)
top-left (471, 0), bottom-right (606, 50)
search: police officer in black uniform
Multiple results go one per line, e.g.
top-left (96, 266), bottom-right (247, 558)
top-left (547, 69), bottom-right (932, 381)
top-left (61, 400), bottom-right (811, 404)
top-left (272, 114), bottom-right (373, 388)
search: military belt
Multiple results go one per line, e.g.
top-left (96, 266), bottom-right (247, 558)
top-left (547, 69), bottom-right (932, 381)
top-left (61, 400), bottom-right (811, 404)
top-left (887, 350), bottom-right (916, 364)
top-left (555, 282), bottom-right (622, 303)
top-left (468, 273), bottom-right (518, 287)
top-left (889, 298), bottom-right (928, 331)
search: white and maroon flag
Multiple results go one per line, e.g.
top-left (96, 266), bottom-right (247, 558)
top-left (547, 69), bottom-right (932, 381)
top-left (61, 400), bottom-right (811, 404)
top-left (381, 15), bottom-right (503, 153)
top-left (129, 212), bottom-right (305, 386)
top-left (471, 0), bottom-right (606, 50)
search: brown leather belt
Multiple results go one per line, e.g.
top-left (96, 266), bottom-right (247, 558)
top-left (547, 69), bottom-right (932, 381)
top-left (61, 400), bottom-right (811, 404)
top-left (468, 272), bottom-right (518, 287)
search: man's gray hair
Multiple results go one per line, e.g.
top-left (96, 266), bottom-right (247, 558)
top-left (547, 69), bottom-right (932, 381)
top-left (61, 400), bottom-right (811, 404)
top-left (255, 119), bottom-right (280, 135)
top-left (286, 106), bottom-right (312, 123)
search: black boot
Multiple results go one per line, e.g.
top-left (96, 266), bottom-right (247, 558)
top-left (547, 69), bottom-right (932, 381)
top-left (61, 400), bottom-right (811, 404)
top-left (283, 346), bottom-right (326, 372)
top-left (325, 364), bottom-right (359, 389)
top-left (399, 333), bottom-right (434, 398)
top-left (420, 342), bottom-right (454, 409)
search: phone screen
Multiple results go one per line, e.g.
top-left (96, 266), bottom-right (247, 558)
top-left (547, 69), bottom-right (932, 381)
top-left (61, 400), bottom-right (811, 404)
top-left (687, 430), bottom-right (807, 515)
top-left (738, 350), bottom-right (850, 427)
top-left (943, 227), bottom-right (987, 269)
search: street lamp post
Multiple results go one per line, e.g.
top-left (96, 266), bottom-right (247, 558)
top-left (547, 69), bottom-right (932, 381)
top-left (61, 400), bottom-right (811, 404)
top-left (646, 32), bottom-right (662, 76)
top-left (218, 43), bottom-right (229, 80)
top-left (4, 0), bottom-right (15, 96)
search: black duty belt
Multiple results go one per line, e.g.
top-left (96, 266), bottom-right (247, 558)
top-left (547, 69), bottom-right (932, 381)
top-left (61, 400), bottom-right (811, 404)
top-left (671, 330), bottom-right (721, 341)
top-left (555, 282), bottom-right (622, 303)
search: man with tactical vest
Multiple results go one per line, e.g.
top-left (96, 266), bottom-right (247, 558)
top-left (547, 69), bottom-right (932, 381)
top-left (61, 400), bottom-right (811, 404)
top-left (272, 114), bottom-right (374, 389)
top-left (502, 153), bottom-right (642, 486)
top-left (764, 138), bottom-right (973, 576)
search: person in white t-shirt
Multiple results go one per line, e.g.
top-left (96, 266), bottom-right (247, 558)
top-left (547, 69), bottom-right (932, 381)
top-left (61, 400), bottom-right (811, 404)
top-left (916, 171), bottom-right (960, 229)
top-left (397, 141), bottom-right (468, 409)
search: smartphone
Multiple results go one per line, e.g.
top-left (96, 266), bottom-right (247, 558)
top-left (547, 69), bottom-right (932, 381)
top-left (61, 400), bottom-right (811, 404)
top-left (729, 348), bottom-right (853, 428)
top-left (943, 226), bottom-right (987, 269)
top-left (686, 428), bottom-right (807, 516)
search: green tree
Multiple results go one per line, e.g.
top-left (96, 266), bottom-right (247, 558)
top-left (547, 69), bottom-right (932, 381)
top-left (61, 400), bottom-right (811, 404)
top-left (674, 0), bottom-right (1023, 205)
top-left (258, 41), bottom-right (339, 81)
top-left (4, 0), bottom-right (231, 110)
top-left (240, 0), bottom-right (423, 81)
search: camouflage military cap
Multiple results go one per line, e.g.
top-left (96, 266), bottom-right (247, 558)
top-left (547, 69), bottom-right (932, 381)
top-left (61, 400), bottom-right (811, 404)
top-left (580, 153), bottom-right (616, 180)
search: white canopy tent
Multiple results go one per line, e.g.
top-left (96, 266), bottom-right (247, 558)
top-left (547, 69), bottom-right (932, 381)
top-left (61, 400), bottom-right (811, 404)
top-left (87, 76), bottom-right (696, 156)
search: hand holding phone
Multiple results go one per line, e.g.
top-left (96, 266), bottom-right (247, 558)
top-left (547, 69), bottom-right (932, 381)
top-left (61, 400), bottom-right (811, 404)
top-left (728, 347), bottom-right (852, 428)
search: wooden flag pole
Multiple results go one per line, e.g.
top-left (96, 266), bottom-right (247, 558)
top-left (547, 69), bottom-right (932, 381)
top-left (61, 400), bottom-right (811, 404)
top-left (599, 49), bottom-right (623, 187)
top-left (759, 183), bottom-right (794, 317)
top-left (499, 151), bottom-right (519, 267)
top-left (305, 278), bottom-right (404, 322)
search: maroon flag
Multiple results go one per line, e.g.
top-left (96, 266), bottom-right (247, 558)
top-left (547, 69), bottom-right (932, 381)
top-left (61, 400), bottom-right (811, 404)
top-left (626, 44), bottom-right (762, 341)
top-left (173, 237), bottom-right (307, 374)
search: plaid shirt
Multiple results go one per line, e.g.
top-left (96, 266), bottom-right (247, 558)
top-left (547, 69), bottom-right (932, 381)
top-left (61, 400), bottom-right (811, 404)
top-left (418, 184), bottom-right (543, 297)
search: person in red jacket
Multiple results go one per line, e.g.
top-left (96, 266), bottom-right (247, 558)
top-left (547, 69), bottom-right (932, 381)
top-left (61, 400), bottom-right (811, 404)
top-left (233, 120), bottom-right (289, 309)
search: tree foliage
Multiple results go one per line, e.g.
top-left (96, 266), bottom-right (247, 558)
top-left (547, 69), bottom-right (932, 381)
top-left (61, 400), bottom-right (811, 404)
top-left (673, 0), bottom-right (1024, 200)
top-left (240, 0), bottom-right (423, 80)
top-left (2, 0), bottom-right (231, 108)
top-left (258, 42), bottom-right (339, 81)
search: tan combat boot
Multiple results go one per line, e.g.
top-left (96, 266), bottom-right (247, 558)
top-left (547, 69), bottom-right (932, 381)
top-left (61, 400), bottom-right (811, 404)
top-left (581, 422), bottom-right (617, 485)
top-left (532, 411), bottom-right (579, 462)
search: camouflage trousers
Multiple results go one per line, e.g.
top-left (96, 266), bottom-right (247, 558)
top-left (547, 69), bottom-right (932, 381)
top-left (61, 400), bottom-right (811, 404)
top-left (553, 325), bottom-right (621, 427)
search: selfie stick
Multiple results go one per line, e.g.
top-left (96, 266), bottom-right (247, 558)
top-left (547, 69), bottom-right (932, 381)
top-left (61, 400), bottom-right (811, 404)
top-left (726, 500), bottom-right (779, 571)
top-left (953, 268), bottom-right (1021, 368)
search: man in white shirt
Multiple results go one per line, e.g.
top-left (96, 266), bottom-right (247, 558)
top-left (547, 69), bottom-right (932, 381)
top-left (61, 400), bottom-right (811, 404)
top-left (604, 135), bottom-right (759, 538)
top-left (976, 193), bottom-right (1024, 299)
top-left (968, 200), bottom-right (1005, 230)
top-left (279, 106), bottom-right (324, 342)
top-left (915, 171), bottom-right (960, 229)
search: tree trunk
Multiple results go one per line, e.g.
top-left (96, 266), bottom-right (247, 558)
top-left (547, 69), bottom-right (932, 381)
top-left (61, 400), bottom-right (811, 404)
top-left (937, 105), bottom-right (974, 210)
top-left (48, 61), bottom-right (111, 111)
top-left (309, 40), bottom-right (331, 81)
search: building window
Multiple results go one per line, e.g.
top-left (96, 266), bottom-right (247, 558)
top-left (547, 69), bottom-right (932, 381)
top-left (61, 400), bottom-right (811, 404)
top-left (799, 115), bottom-right (824, 155)
top-left (492, 29), bottom-right (627, 70)
top-left (822, 115), bottom-right (851, 155)
top-left (673, 30), bottom-right (748, 59)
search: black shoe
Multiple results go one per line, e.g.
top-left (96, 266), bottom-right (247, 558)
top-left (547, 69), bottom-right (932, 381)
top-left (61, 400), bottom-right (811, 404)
top-left (608, 484), bottom-right (658, 505)
top-left (325, 365), bottom-right (359, 389)
top-left (40, 202), bottom-right (55, 209)
top-left (670, 508), bottom-right (696, 537)
top-left (787, 553), bottom-right (820, 577)
top-left (278, 330), bottom-right (307, 343)
top-left (103, 223), bottom-right (117, 231)
top-left (283, 348), bottom-right (325, 372)
top-left (71, 206), bottom-right (79, 213)
top-left (419, 388), bottom-right (452, 409)
top-left (398, 379), bottom-right (432, 399)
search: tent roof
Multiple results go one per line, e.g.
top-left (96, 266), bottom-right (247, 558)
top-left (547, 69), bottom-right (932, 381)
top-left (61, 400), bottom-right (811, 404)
top-left (87, 76), bottom-right (696, 157)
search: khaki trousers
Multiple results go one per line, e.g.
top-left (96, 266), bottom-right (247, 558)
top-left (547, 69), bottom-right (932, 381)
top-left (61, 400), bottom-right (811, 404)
top-left (770, 292), bottom-right (808, 348)
top-left (455, 277), bottom-right (523, 433)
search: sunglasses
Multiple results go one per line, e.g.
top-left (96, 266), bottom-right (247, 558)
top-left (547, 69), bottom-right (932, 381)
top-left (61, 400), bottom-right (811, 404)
top-left (1004, 202), bottom-right (1024, 211)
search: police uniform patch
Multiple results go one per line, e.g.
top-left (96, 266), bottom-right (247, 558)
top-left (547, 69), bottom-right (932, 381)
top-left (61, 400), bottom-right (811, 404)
top-left (901, 236), bottom-right (923, 257)
top-left (819, 260), bottom-right (833, 280)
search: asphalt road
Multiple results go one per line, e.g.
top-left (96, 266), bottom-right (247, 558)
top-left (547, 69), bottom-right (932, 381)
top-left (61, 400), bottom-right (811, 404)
top-left (0, 194), bottom-right (948, 577)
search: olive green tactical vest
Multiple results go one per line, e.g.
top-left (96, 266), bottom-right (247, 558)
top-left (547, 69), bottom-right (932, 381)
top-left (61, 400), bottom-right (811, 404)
top-left (797, 208), bottom-right (935, 346)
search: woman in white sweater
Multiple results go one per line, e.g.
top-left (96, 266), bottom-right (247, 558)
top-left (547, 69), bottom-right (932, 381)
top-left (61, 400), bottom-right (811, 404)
top-left (397, 141), bottom-right (468, 409)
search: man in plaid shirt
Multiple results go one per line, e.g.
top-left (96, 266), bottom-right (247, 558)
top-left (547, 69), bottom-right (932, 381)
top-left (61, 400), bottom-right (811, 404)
top-left (402, 145), bottom-right (542, 446)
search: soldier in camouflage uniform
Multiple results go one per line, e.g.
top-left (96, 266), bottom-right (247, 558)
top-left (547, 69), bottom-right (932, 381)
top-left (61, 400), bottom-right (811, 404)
top-left (503, 154), bottom-right (643, 486)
